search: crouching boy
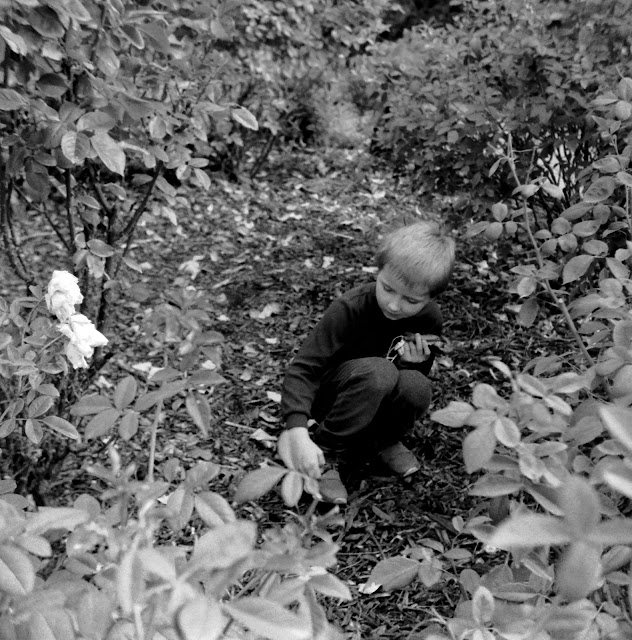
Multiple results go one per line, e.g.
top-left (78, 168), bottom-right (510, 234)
top-left (278, 220), bottom-right (456, 503)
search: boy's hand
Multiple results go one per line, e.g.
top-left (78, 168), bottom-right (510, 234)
top-left (278, 427), bottom-right (325, 478)
top-left (397, 332), bottom-right (432, 364)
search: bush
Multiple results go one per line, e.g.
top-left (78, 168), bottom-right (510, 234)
top-left (367, 0), bottom-right (632, 201)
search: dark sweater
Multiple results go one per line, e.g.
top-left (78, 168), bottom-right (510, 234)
top-left (280, 282), bottom-right (443, 431)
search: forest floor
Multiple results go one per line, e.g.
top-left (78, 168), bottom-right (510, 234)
top-left (4, 145), bottom-right (576, 638)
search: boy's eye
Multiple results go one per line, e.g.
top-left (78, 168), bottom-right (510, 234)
top-left (382, 284), bottom-right (393, 292)
top-left (405, 298), bottom-right (421, 304)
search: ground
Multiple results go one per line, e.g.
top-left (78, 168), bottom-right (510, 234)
top-left (2, 145), bottom-right (574, 638)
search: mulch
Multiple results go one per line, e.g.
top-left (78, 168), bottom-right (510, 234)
top-left (2, 145), bottom-right (576, 638)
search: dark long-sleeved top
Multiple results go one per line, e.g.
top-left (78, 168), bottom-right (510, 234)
top-left (280, 282), bottom-right (443, 431)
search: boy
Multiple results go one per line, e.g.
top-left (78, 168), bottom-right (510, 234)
top-left (278, 220), bottom-right (456, 503)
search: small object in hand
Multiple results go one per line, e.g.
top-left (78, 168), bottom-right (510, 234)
top-left (403, 333), bottom-right (444, 355)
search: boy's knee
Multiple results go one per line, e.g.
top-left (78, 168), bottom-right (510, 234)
top-left (355, 358), bottom-right (399, 395)
top-left (397, 370), bottom-right (433, 411)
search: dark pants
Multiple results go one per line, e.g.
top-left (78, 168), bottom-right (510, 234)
top-left (310, 357), bottom-right (433, 453)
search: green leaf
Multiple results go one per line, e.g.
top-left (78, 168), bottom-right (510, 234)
top-left (185, 393), bottom-right (211, 436)
top-left (134, 381), bottom-right (186, 411)
top-left (137, 21), bottom-right (172, 55)
top-left (592, 156), bottom-right (623, 173)
top-left (517, 297), bottom-right (539, 327)
top-left (37, 73), bottom-right (68, 98)
top-left (14, 535), bottom-right (50, 564)
top-left (137, 548), bottom-right (177, 581)
top-left (29, 6), bottom-right (64, 38)
top-left (559, 476), bottom-right (600, 533)
top-left (603, 466), bottom-right (632, 502)
top-left (25, 507), bottom-right (88, 535)
top-left (472, 384), bottom-right (506, 410)
top-left (280, 471), bottom-right (303, 507)
top-left (177, 597), bottom-right (224, 640)
top-left (224, 596), bottom-right (310, 640)
top-left (65, 0), bottom-right (92, 22)
top-left (469, 475), bottom-right (522, 497)
top-left (117, 411), bottom-right (139, 440)
top-left (234, 466), bottom-right (286, 503)
top-left (76, 111), bottom-right (115, 132)
top-left (91, 131), bottom-right (126, 175)
top-left (583, 176), bottom-right (616, 203)
top-left (572, 220), bottom-right (600, 237)
top-left (617, 171), bottom-right (632, 188)
top-left (0, 26), bottom-right (27, 55)
top-left (562, 255), bottom-right (594, 284)
top-left (96, 41), bottom-right (120, 77)
top-left (121, 25), bottom-right (145, 49)
top-left (308, 573), bottom-right (352, 600)
top-left (25, 608), bottom-right (76, 640)
top-left (84, 408), bottom-right (121, 440)
top-left (113, 376), bottom-right (137, 411)
top-left (599, 404), bottom-right (632, 454)
top-left (0, 88), bottom-right (27, 111)
top-left (488, 513), bottom-right (571, 548)
top-left (360, 557), bottom-right (420, 593)
top-left (28, 395), bottom-right (55, 418)
top-left (0, 544), bottom-right (35, 595)
top-left (472, 586), bottom-right (495, 625)
top-left (493, 417), bottom-right (520, 447)
top-left (70, 394), bottom-right (113, 416)
top-left (184, 462), bottom-right (220, 491)
top-left (77, 588), bottom-right (116, 640)
top-left (42, 416), bottom-right (80, 441)
top-left (463, 425), bottom-right (496, 473)
top-left (87, 238), bottom-right (115, 258)
top-left (166, 487), bottom-right (194, 533)
top-left (24, 418), bottom-right (43, 444)
top-left (194, 491), bottom-right (236, 528)
top-left (232, 107), bottom-right (259, 130)
top-left (541, 182), bottom-right (564, 199)
top-left (430, 401), bottom-right (474, 427)
top-left (561, 202), bottom-right (591, 221)
top-left (190, 521), bottom-right (256, 571)
top-left (555, 541), bottom-right (601, 602)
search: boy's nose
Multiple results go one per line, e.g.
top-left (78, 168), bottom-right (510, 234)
top-left (387, 298), bottom-right (400, 312)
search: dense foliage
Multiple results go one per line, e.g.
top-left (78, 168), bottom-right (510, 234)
top-left (3, 0), bottom-right (632, 638)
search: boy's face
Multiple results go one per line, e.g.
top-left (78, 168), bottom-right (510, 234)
top-left (376, 265), bottom-right (431, 320)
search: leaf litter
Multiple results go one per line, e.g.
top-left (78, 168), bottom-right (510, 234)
top-left (27, 147), bottom-right (578, 638)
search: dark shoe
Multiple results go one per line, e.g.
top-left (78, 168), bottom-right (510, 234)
top-left (378, 441), bottom-right (420, 477)
top-left (318, 468), bottom-right (348, 505)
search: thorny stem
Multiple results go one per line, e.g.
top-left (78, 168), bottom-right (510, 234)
top-left (506, 136), bottom-right (595, 368)
top-left (13, 186), bottom-right (71, 251)
top-left (64, 169), bottom-right (76, 254)
top-left (147, 400), bottom-right (163, 483)
top-left (115, 161), bottom-right (163, 243)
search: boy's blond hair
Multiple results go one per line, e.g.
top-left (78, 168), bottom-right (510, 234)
top-left (376, 221), bottom-right (456, 296)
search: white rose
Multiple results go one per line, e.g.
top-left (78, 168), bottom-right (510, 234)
top-left (58, 314), bottom-right (108, 369)
top-left (45, 270), bottom-right (84, 322)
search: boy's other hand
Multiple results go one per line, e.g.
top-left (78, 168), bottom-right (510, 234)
top-left (278, 427), bottom-right (325, 478)
top-left (398, 332), bottom-right (431, 364)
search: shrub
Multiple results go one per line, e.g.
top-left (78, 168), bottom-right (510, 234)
top-left (367, 0), bottom-right (632, 201)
